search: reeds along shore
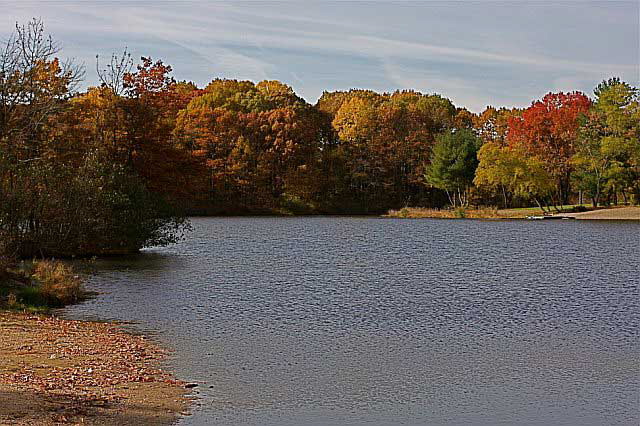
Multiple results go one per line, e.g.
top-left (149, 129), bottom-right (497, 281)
top-left (385, 205), bottom-right (640, 220)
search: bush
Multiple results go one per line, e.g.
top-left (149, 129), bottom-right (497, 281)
top-left (277, 194), bottom-right (316, 215)
top-left (32, 260), bottom-right (84, 306)
top-left (6, 292), bottom-right (18, 308)
top-left (0, 154), bottom-right (190, 257)
top-left (398, 207), bottom-right (411, 218)
top-left (454, 207), bottom-right (467, 218)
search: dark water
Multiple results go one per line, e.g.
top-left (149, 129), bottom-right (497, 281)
top-left (64, 217), bottom-right (640, 425)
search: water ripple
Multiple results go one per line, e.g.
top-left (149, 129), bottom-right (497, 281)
top-left (65, 218), bottom-right (640, 425)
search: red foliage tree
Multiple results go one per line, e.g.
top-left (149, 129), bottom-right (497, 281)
top-left (507, 91), bottom-right (591, 205)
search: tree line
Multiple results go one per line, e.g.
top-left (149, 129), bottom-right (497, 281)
top-left (1, 20), bottom-right (638, 257)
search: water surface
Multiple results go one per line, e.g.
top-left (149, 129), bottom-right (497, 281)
top-left (64, 217), bottom-right (640, 425)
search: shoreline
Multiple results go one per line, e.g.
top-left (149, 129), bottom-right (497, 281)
top-left (384, 206), bottom-right (640, 220)
top-left (553, 206), bottom-right (640, 220)
top-left (0, 312), bottom-right (191, 425)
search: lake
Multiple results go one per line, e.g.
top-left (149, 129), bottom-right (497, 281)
top-left (63, 217), bottom-right (640, 425)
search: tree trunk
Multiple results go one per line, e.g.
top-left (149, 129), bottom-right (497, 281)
top-left (445, 189), bottom-right (454, 208)
top-left (501, 185), bottom-right (508, 209)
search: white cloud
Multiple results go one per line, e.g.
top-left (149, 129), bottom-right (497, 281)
top-left (382, 61), bottom-right (498, 112)
top-left (355, 36), bottom-right (637, 77)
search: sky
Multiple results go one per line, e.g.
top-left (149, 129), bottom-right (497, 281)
top-left (1, 1), bottom-right (638, 112)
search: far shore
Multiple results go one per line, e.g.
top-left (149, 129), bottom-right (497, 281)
top-left (0, 312), bottom-right (191, 425)
top-left (385, 205), bottom-right (640, 220)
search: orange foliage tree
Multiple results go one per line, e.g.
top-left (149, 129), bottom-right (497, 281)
top-left (173, 79), bottom-right (326, 212)
top-left (320, 89), bottom-right (457, 211)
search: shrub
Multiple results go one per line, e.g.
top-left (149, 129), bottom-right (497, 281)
top-left (0, 156), bottom-right (190, 257)
top-left (32, 260), bottom-right (84, 306)
top-left (6, 293), bottom-right (18, 308)
top-left (278, 194), bottom-right (316, 215)
top-left (454, 207), bottom-right (467, 218)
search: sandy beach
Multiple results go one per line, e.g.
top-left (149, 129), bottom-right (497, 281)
top-left (557, 206), bottom-right (640, 220)
top-left (0, 313), bottom-right (190, 425)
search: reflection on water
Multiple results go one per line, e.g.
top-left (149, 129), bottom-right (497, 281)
top-left (64, 217), bottom-right (640, 425)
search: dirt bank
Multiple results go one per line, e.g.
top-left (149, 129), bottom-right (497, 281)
top-left (0, 312), bottom-right (191, 425)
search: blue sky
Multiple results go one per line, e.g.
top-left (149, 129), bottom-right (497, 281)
top-left (2, 1), bottom-right (638, 111)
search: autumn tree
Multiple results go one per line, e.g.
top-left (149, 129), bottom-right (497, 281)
top-left (474, 142), bottom-right (554, 209)
top-left (0, 19), bottom-right (82, 256)
top-left (507, 92), bottom-right (591, 206)
top-left (321, 89), bottom-right (457, 211)
top-left (121, 56), bottom-right (204, 200)
top-left (174, 79), bottom-right (326, 212)
top-left (0, 19), bottom-right (82, 160)
top-left (473, 106), bottom-right (521, 146)
top-left (0, 22), bottom-right (191, 257)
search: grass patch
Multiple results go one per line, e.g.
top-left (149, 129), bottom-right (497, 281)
top-left (0, 278), bottom-right (48, 312)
